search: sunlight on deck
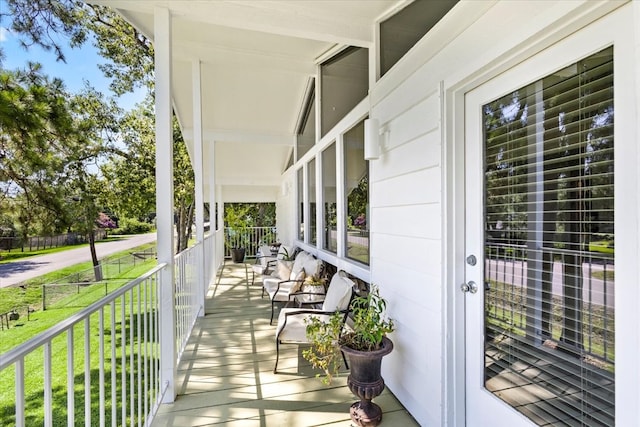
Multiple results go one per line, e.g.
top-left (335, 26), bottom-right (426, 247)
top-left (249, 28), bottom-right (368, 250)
top-left (152, 262), bottom-right (418, 427)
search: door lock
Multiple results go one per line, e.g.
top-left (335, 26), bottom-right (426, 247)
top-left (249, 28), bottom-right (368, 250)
top-left (461, 281), bottom-right (478, 294)
top-left (466, 255), bottom-right (477, 266)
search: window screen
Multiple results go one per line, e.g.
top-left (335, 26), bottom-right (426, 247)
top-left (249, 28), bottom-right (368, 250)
top-left (380, 0), bottom-right (458, 77)
top-left (320, 47), bottom-right (368, 137)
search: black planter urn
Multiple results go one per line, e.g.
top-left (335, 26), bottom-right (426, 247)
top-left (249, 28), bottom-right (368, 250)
top-left (231, 248), bottom-right (246, 263)
top-left (341, 336), bottom-right (394, 427)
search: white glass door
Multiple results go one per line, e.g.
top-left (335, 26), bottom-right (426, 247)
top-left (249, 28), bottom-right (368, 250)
top-left (463, 22), bottom-right (621, 426)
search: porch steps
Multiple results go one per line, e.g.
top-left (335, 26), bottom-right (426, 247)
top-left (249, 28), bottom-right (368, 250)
top-left (485, 336), bottom-right (614, 426)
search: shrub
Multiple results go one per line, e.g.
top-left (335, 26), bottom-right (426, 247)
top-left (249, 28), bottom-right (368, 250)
top-left (111, 218), bottom-right (154, 235)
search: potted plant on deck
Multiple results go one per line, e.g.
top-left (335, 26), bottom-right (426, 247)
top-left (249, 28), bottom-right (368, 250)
top-left (225, 207), bottom-right (250, 263)
top-left (303, 286), bottom-right (395, 427)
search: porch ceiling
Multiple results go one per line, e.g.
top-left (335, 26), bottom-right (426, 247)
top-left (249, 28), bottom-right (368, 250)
top-left (94, 1), bottom-right (403, 202)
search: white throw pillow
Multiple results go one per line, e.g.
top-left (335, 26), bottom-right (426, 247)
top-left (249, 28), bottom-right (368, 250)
top-left (275, 260), bottom-right (293, 280)
top-left (322, 273), bottom-right (354, 312)
top-left (303, 258), bottom-right (322, 277)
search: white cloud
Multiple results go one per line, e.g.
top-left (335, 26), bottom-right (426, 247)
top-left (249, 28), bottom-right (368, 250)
top-left (0, 27), bottom-right (8, 42)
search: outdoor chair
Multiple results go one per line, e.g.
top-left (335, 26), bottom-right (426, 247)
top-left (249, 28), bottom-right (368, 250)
top-left (249, 244), bottom-right (295, 286)
top-left (262, 251), bottom-right (323, 324)
top-left (273, 270), bottom-right (355, 374)
top-left (250, 245), bottom-right (277, 285)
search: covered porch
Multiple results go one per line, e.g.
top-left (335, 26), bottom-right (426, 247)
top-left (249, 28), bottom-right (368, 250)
top-left (152, 263), bottom-right (417, 426)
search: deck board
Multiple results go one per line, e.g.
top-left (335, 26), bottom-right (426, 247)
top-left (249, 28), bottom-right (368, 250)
top-left (152, 262), bottom-right (418, 427)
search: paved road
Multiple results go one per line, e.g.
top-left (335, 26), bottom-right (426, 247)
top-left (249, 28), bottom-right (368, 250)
top-left (486, 259), bottom-right (615, 308)
top-left (0, 233), bottom-right (157, 289)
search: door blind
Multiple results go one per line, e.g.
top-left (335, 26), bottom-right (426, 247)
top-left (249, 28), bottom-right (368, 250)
top-left (482, 46), bottom-right (614, 426)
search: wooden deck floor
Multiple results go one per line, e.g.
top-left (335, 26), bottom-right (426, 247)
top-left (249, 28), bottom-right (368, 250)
top-left (152, 262), bottom-right (419, 427)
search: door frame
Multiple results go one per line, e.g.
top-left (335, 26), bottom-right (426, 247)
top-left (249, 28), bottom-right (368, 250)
top-left (442, 2), bottom-right (636, 426)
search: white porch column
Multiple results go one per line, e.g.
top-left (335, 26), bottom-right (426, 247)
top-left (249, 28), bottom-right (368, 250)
top-left (154, 7), bottom-right (176, 403)
top-left (208, 142), bottom-right (218, 288)
top-left (192, 59), bottom-right (206, 316)
top-left (218, 186), bottom-right (224, 265)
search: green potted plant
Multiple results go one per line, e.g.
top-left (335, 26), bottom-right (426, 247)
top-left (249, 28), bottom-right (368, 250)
top-left (304, 286), bottom-right (394, 427)
top-left (225, 207), bottom-right (250, 263)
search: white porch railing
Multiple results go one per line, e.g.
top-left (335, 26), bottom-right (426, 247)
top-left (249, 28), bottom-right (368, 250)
top-left (1, 238), bottom-right (212, 426)
top-left (1, 264), bottom-right (167, 427)
top-left (174, 241), bottom-right (204, 360)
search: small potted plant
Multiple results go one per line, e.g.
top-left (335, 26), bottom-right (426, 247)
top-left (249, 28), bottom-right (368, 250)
top-left (304, 286), bottom-right (394, 427)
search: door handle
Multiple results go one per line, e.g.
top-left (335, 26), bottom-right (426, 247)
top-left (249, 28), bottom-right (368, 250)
top-left (460, 281), bottom-right (478, 294)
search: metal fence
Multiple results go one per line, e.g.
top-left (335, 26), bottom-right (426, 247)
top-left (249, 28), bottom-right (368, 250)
top-left (39, 248), bottom-right (157, 311)
top-left (0, 230), bottom-right (107, 252)
top-left (223, 226), bottom-right (277, 259)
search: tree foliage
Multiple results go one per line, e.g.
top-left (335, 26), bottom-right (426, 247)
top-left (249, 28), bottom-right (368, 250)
top-left (0, 64), bottom-right (115, 237)
top-left (3, 0), bottom-right (198, 254)
top-left (2, 0), bottom-right (154, 95)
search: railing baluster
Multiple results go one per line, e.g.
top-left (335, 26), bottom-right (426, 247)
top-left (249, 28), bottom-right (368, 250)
top-left (111, 300), bottom-right (117, 427)
top-left (99, 308), bottom-right (105, 427)
top-left (143, 279), bottom-right (149, 424)
top-left (137, 285), bottom-right (142, 427)
top-left (44, 341), bottom-right (52, 427)
top-left (121, 296), bottom-right (127, 425)
top-left (85, 318), bottom-right (91, 426)
top-left (15, 358), bottom-right (25, 427)
top-left (67, 328), bottom-right (75, 426)
top-left (129, 290), bottom-right (135, 426)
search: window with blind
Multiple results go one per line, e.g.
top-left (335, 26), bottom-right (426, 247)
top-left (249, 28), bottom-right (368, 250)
top-left (483, 46), bottom-right (614, 425)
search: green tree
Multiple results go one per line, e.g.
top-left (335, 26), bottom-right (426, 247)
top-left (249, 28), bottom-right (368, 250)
top-left (0, 64), bottom-right (121, 278)
top-left (101, 96), bottom-right (195, 254)
top-left (101, 100), bottom-right (157, 222)
top-left (2, 0), bottom-right (153, 95)
top-left (5, 0), bottom-right (197, 254)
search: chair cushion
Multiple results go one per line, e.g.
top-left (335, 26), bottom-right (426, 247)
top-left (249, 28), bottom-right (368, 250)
top-left (251, 264), bottom-right (267, 275)
top-left (289, 269), bottom-right (306, 293)
top-left (322, 273), bottom-right (354, 312)
top-left (303, 257), bottom-right (323, 277)
top-left (276, 309), bottom-right (332, 343)
top-left (290, 252), bottom-right (310, 277)
top-left (258, 245), bottom-right (274, 267)
top-left (265, 279), bottom-right (300, 302)
top-left (274, 260), bottom-right (293, 280)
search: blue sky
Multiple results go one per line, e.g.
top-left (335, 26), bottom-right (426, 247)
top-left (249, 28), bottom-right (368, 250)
top-left (0, 4), bottom-right (145, 111)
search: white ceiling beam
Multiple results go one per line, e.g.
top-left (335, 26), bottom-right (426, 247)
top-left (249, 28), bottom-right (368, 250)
top-left (92, 1), bottom-right (377, 47)
top-left (172, 43), bottom-right (317, 74)
top-left (182, 128), bottom-right (293, 145)
top-left (215, 177), bottom-right (282, 186)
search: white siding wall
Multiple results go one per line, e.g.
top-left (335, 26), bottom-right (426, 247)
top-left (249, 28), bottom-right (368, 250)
top-left (371, 89), bottom-right (443, 424)
top-left (369, 1), bottom-right (629, 425)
